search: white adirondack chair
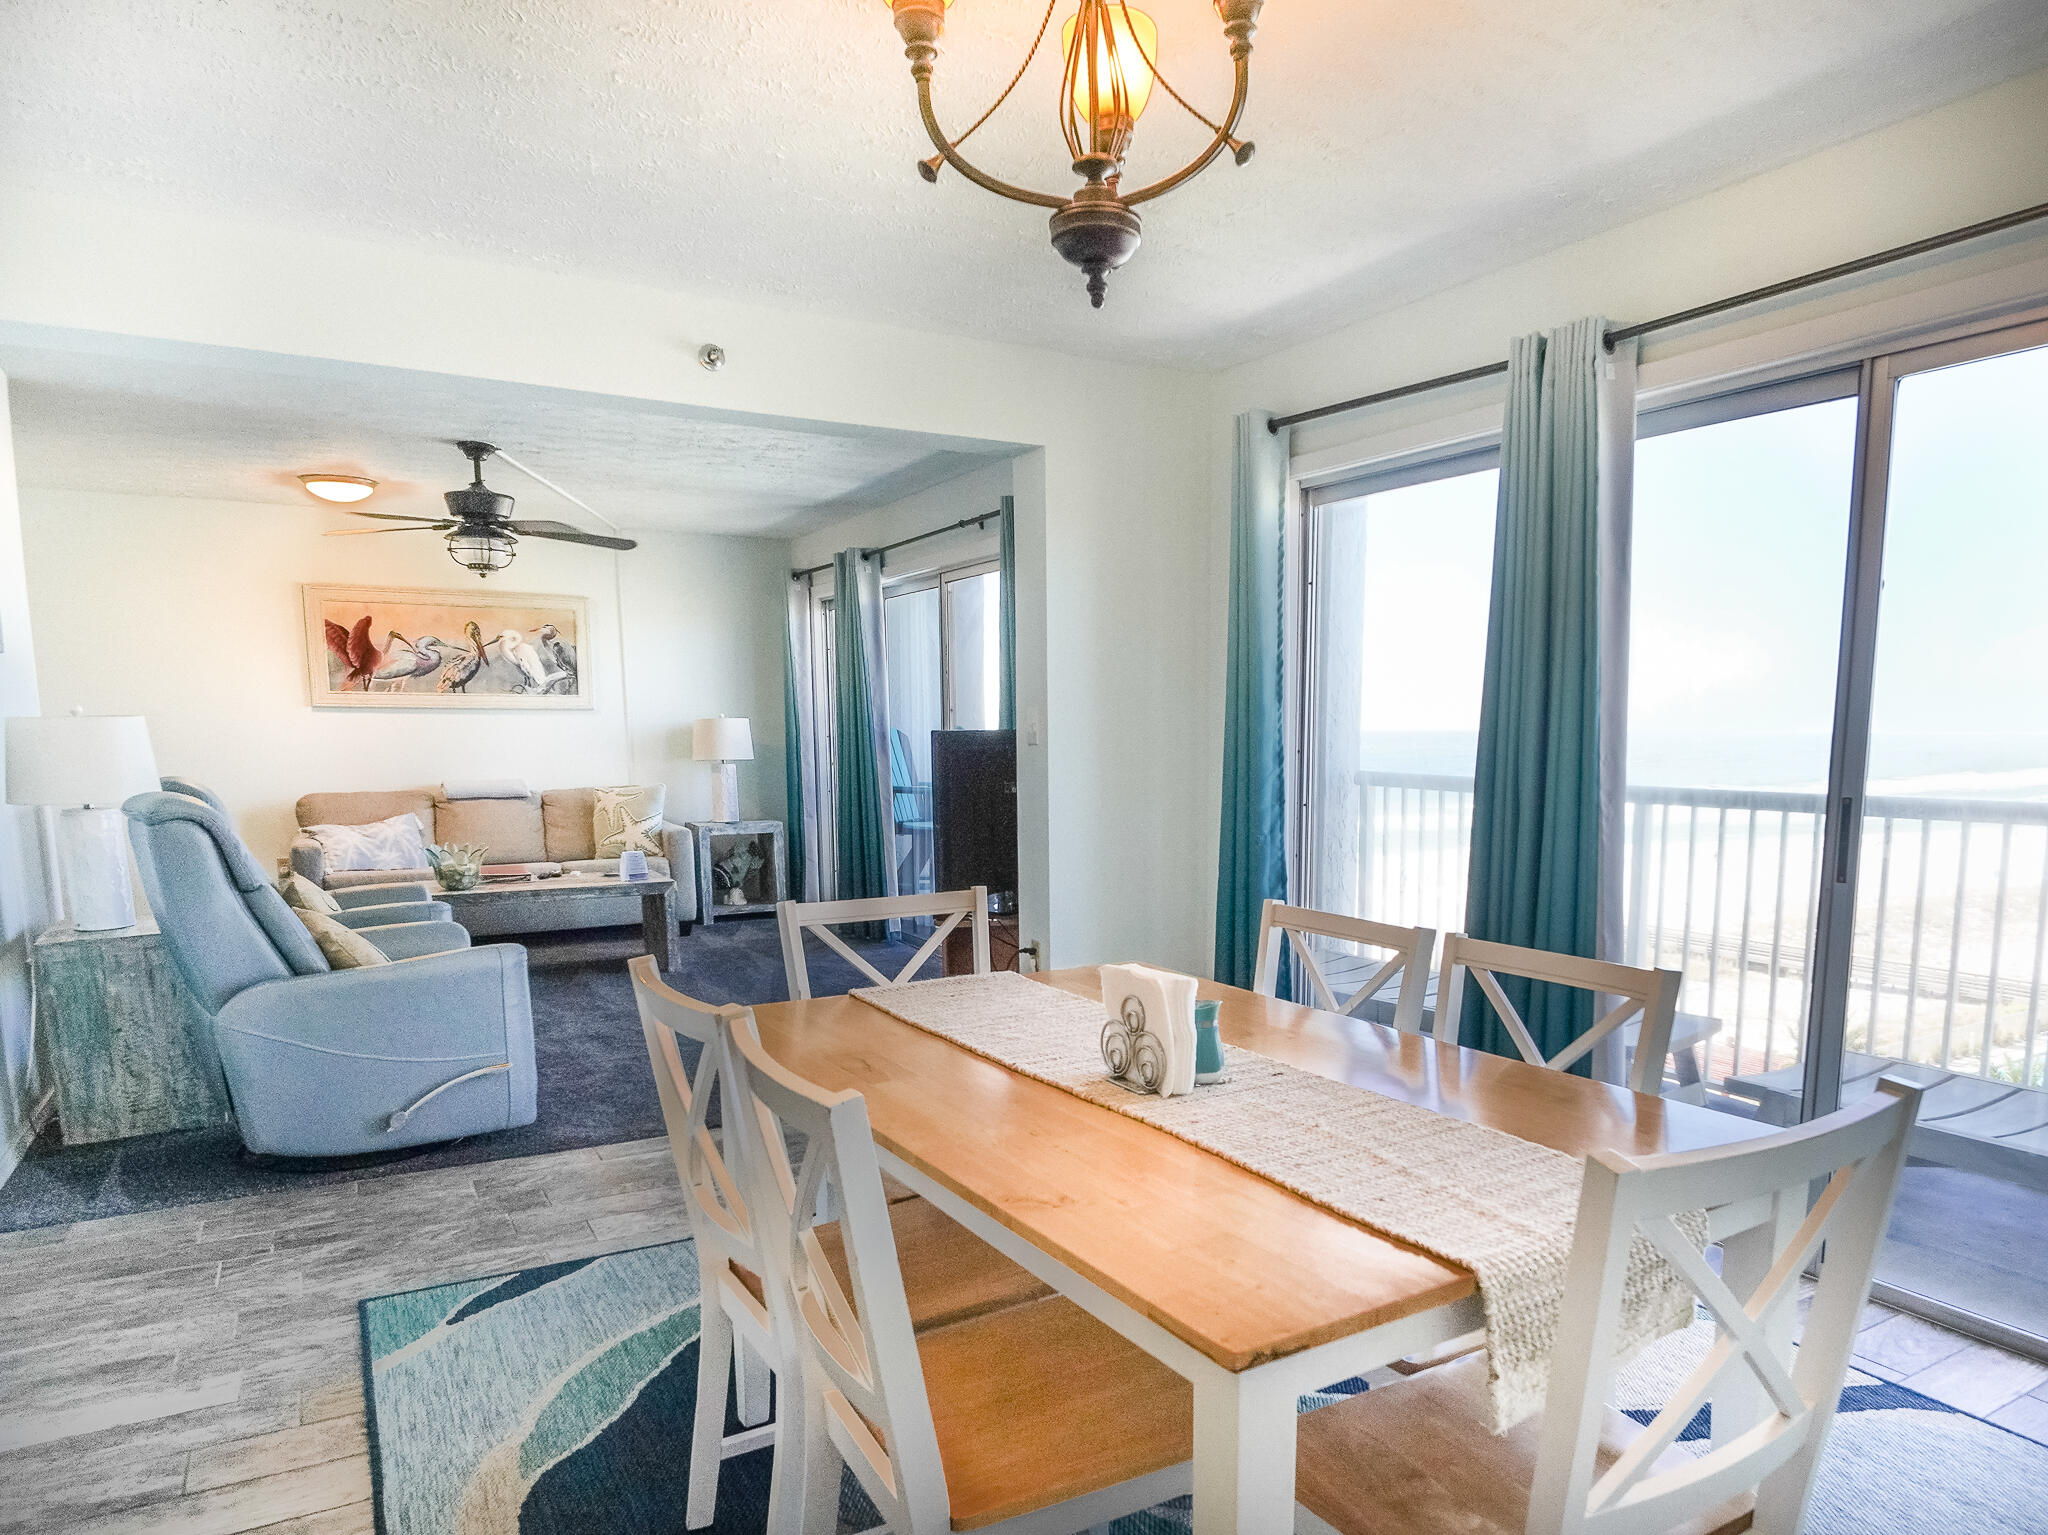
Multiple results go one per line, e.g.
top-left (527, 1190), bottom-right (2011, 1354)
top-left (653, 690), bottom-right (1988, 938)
top-left (1251, 898), bottom-right (1435, 1032)
top-left (1435, 935), bottom-right (1683, 1096)
top-left (721, 1011), bottom-right (1195, 1535)
top-left (775, 886), bottom-right (990, 1001)
top-left (1294, 1077), bottom-right (1921, 1535)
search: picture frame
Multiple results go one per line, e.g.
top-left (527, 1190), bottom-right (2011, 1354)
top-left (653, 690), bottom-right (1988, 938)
top-left (303, 584), bottom-right (593, 710)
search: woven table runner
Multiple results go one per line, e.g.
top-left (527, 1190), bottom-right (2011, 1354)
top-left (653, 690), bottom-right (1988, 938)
top-left (850, 970), bottom-right (1698, 1430)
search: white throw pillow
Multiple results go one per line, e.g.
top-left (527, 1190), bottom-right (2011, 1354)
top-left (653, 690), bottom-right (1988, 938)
top-left (594, 785), bottom-right (665, 859)
top-left (303, 812), bottom-right (430, 873)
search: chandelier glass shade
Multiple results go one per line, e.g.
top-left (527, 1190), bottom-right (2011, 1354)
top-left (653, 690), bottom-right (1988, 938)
top-left (885, 0), bottom-right (1264, 307)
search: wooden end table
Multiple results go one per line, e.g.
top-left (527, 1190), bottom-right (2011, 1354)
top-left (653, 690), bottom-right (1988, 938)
top-left (430, 871), bottom-right (683, 971)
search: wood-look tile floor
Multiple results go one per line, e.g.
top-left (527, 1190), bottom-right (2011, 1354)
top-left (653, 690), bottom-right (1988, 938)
top-left (6, 1137), bottom-right (2047, 1534)
top-left (0, 1137), bottom-right (689, 1534)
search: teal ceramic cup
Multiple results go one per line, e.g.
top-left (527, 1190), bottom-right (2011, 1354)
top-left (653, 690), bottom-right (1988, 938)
top-left (1194, 999), bottom-right (1225, 1082)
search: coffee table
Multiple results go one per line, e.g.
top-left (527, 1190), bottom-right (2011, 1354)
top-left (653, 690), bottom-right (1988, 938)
top-left (428, 872), bottom-right (683, 972)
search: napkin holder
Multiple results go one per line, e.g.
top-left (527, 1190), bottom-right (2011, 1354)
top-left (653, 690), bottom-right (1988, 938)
top-left (1099, 963), bottom-right (1198, 1098)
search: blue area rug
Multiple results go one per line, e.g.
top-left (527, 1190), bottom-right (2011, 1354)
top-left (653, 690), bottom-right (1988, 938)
top-left (0, 918), bottom-right (935, 1233)
top-left (361, 1240), bottom-right (2048, 1535)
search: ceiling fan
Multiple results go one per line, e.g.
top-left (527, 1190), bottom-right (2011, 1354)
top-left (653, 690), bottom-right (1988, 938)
top-left (325, 440), bottom-right (637, 576)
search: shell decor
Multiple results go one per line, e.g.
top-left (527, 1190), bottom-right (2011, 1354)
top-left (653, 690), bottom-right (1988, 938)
top-left (1101, 993), bottom-right (1169, 1093)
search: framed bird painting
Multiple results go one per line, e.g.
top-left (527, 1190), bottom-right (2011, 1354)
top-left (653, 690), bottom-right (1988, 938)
top-left (303, 585), bottom-right (592, 710)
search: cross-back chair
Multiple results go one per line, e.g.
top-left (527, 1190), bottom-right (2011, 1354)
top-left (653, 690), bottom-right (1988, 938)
top-left (722, 1012), bottom-right (1194, 1535)
top-left (1296, 1078), bottom-right (1920, 1535)
top-left (628, 957), bottom-right (782, 1529)
top-left (1436, 935), bottom-right (1683, 1096)
top-left (1252, 899), bottom-right (1435, 1032)
top-left (776, 886), bottom-right (990, 1001)
top-left (631, 958), bottom-right (1051, 1530)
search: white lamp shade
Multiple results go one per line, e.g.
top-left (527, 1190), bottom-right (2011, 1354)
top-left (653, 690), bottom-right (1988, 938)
top-left (5, 714), bottom-right (161, 808)
top-left (691, 716), bottom-right (754, 762)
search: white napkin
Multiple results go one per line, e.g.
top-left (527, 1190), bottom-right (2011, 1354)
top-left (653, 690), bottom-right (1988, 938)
top-left (1099, 963), bottom-right (1199, 1098)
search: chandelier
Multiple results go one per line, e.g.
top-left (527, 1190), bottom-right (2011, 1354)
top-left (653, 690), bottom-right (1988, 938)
top-left (884, 0), bottom-right (1265, 307)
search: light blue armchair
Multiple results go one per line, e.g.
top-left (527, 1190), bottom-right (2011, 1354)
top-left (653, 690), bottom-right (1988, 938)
top-left (124, 790), bottom-right (538, 1158)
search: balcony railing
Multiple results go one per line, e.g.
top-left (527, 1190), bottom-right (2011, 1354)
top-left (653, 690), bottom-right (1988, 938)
top-left (1340, 770), bottom-right (2048, 1092)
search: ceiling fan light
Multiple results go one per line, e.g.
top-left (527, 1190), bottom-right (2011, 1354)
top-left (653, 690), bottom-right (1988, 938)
top-left (447, 527), bottom-right (517, 577)
top-left (299, 474), bottom-right (377, 504)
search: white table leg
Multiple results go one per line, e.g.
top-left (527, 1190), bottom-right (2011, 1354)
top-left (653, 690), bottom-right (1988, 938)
top-left (1192, 1366), bottom-right (1299, 1535)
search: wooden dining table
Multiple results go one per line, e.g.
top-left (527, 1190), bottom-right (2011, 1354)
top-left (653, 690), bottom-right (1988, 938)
top-left (750, 966), bottom-right (1777, 1534)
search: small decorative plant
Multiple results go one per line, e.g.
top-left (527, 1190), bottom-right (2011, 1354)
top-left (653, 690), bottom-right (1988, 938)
top-left (425, 842), bottom-right (488, 891)
top-left (713, 843), bottom-right (763, 906)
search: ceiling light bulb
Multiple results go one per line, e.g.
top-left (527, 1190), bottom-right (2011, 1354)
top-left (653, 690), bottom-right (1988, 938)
top-left (299, 474), bottom-right (378, 504)
top-left (1062, 5), bottom-right (1157, 134)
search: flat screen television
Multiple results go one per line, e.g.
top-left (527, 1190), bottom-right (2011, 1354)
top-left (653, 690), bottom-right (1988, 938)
top-left (931, 729), bottom-right (1018, 913)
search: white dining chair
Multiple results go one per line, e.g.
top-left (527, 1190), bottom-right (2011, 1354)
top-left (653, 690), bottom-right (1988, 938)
top-left (775, 885), bottom-right (990, 1001)
top-left (628, 958), bottom-right (1049, 1533)
top-left (1435, 934), bottom-right (1683, 1096)
top-left (1252, 899), bottom-right (1435, 1032)
top-left (628, 956), bottom-right (781, 1530)
top-left (721, 1011), bottom-right (1195, 1535)
top-left (1294, 1077), bottom-right (1921, 1535)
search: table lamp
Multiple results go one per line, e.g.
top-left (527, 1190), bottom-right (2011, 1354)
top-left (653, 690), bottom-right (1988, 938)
top-left (5, 710), bottom-right (161, 930)
top-left (691, 716), bottom-right (753, 824)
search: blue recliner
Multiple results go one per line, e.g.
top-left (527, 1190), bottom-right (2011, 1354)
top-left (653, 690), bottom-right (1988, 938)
top-left (125, 791), bottom-right (538, 1157)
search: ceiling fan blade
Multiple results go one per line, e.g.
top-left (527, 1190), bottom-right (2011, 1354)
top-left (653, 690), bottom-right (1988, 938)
top-left (339, 510), bottom-right (450, 523)
top-left (324, 524), bottom-right (449, 537)
top-left (506, 520), bottom-right (637, 551)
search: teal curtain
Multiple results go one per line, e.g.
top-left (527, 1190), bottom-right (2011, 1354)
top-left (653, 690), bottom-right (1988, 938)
top-left (783, 574), bottom-right (818, 902)
top-left (832, 550), bottom-right (894, 915)
top-left (998, 495), bottom-right (1017, 730)
top-left (1213, 411), bottom-right (1290, 989)
top-left (1461, 317), bottom-right (1608, 1071)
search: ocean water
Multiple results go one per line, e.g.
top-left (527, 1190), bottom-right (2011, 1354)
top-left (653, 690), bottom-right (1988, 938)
top-left (1353, 731), bottom-right (2048, 803)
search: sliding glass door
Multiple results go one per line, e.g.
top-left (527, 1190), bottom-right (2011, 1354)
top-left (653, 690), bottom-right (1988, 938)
top-left (1294, 310), bottom-right (2048, 1350)
top-left (1625, 380), bottom-right (1861, 1103)
top-left (1300, 454), bottom-right (1497, 1013)
top-left (1810, 321), bottom-right (2048, 1346)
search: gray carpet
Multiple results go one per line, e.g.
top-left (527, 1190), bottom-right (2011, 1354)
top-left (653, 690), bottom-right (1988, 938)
top-left (0, 916), bottom-right (937, 1234)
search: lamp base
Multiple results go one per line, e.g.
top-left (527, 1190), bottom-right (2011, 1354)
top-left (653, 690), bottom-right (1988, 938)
top-left (709, 762), bottom-right (741, 824)
top-left (57, 806), bottom-right (137, 931)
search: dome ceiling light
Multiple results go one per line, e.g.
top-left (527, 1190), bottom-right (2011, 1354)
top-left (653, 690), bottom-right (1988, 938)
top-left (883, 0), bottom-right (1265, 307)
top-left (299, 473), bottom-right (378, 503)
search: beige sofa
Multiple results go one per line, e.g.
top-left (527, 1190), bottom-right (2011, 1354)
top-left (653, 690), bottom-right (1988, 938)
top-left (289, 786), bottom-right (698, 937)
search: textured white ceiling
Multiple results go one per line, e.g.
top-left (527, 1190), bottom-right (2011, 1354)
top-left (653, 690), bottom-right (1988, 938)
top-left (4, 1), bottom-right (2047, 368)
top-left (0, 335), bottom-right (1020, 535)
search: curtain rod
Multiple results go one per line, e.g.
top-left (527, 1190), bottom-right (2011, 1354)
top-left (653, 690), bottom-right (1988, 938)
top-left (1268, 199), bottom-right (2048, 434)
top-left (791, 507), bottom-right (1005, 580)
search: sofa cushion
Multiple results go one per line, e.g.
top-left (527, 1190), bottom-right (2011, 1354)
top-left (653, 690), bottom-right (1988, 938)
top-left (297, 789), bottom-right (434, 832)
top-left (292, 907), bottom-right (390, 970)
top-left (434, 793), bottom-right (547, 863)
top-left (303, 812), bottom-right (430, 873)
top-left (541, 789), bottom-right (599, 861)
top-left (594, 785), bottom-right (666, 858)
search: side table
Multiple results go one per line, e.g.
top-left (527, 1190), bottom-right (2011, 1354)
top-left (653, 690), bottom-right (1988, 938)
top-left (34, 919), bottom-right (229, 1144)
top-left (686, 820), bottom-right (788, 924)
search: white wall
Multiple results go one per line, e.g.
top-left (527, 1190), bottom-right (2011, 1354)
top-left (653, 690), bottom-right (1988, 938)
top-left (18, 488), bottom-right (791, 867)
top-left (1219, 67), bottom-right (2048, 441)
top-left (0, 194), bottom-right (1217, 975)
top-left (0, 377), bottom-right (50, 1184)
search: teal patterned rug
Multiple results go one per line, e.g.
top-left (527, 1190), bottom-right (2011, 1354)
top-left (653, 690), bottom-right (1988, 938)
top-left (360, 1238), bottom-right (2048, 1535)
